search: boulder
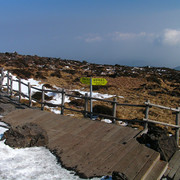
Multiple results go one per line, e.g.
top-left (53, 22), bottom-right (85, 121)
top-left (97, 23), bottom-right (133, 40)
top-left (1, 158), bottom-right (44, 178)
top-left (2, 123), bottom-right (48, 148)
top-left (112, 171), bottom-right (129, 180)
top-left (93, 105), bottom-right (113, 116)
top-left (32, 91), bottom-right (53, 101)
top-left (137, 124), bottom-right (178, 161)
top-left (69, 99), bottom-right (84, 107)
top-left (0, 106), bottom-right (4, 113)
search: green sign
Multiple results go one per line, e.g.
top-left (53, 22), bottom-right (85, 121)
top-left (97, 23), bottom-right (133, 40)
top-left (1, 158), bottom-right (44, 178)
top-left (80, 77), bottom-right (108, 85)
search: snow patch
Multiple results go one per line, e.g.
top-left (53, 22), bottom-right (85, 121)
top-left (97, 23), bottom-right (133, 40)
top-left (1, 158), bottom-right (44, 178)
top-left (3, 71), bottom-right (70, 106)
top-left (72, 90), bottom-right (123, 99)
top-left (0, 121), bottom-right (9, 128)
top-left (0, 141), bottom-right (85, 180)
top-left (0, 124), bottom-right (101, 180)
top-left (0, 121), bottom-right (9, 139)
top-left (101, 119), bottom-right (112, 124)
top-left (45, 106), bottom-right (61, 114)
top-left (116, 121), bottom-right (128, 126)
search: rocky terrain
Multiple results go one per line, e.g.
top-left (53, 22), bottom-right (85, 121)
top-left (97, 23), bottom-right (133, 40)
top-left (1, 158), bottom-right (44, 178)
top-left (0, 52), bottom-right (179, 130)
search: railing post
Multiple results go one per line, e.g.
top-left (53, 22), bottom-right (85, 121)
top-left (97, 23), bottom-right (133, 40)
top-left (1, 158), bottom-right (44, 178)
top-left (112, 97), bottom-right (117, 123)
top-left (0, 68), bottom-right (4, 91)
top-left (61, 89), bottom-right (65, 115)
top-left (144, 100), bottom-right (150, 130)
top-left (18, 79), bottom-right (21, 102)
top-left (175, 107), bottom-right (180, 146)
top-left (28, 82), bottom-right (32, 107)
top-left (7, 71), bottom-right (9, 95)
top-left (84, 93), bottom-right (88, 118)
top-left (41, 85), bottom-right (45, 110)
top-left (10, 76), bottom-right (13, 96)
top-left (90, 77), bottom-right (93, 119)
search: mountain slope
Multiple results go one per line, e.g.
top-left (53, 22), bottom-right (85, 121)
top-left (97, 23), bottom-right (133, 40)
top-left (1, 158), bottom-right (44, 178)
top-left (0, 52), bottom-right (179, 127)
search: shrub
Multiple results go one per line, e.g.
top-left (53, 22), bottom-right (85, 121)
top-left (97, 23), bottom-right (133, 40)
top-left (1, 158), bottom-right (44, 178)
top-left (69, 99), bottom-right (84, 107)
top-left (32, 92), bottom-right (53, 101)
top-left (43, 84), bottom-right (53, 89)
top-left (146, 76), bottom-right (161, 84)
top-left (11, 69), bottom-right (33, 79)
top-left (93, 105), bottom-right (113, 116)
top-left (35, 72), bottom-right (47, 79)
top-left (50, 70), bottom-right (62, 78)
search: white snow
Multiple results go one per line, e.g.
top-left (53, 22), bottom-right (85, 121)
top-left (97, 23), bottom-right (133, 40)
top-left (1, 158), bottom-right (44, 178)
top-left (67, 114), bottom-right (75, 117)
top-left (0, 121), bottom-right (9, 127)
top-left (116, 121), bottom-right (128, 126)
top-left (101, 119), bottom-right (112, 124)
top-left (2, 71), bottom-right (70, 110)
top-left (0, 71), bottom-right (119, 179)
top-left (0, 124), bottom-right (104, 180)
top-left (2, 71), bottom-right (123, 114)
top-left (132, 67), bottom-right (144, 71)
top-left (45, 106), bottom-right (61, 115)
top-left (3, 71), bottom-right (43, 98)
top-left (72, 89), bottom-right (123, 99)
top-left (101, 119), bottom-right (128, 126)
top-left (0, 140), bottom-right (83, 180)
top-left (0, 126), bottom-right (8, 136)
top-left (0, 121), bottom-right (9, 137)
top-left (47, 91), bottom-right (70, 104)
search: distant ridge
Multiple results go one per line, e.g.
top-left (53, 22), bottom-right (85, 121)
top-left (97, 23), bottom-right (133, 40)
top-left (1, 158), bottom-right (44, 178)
top-left (174, 66), bottom-right (180, 71)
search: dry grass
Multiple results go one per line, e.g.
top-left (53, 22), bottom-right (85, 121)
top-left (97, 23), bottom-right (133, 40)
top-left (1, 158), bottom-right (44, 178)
top-left (15, 75), bottom-right (180, 127)
top-left (1, 53), bottom-right (179, 135)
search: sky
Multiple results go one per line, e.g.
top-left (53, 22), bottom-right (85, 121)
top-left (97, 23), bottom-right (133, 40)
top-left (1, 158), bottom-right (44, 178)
top-left (0, 0), bottom-right (180, 68)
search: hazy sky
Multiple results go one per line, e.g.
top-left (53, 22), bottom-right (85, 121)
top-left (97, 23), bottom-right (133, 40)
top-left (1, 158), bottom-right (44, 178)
top-left (0, 0), bottom-right (180, 67)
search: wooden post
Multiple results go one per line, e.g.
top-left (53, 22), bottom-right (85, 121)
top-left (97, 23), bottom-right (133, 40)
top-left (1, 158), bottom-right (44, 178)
top-left (10, 76), bottom-right (13, 96)
top-left (175, 107), bottom-right (180, 146)
top-left (18, 79), bottom-right (21, 102)
top-left (0, 68), bottom-right (4, 91)
top-left (90, 77), bottom-right (93, 119)
top-left (7, 71), bottom-right (9, 94)
top-left (41, 85), bottom-right (45, 110)
top-left (61, 89), bottom-right (65, 115)
top-left (28, 82), bottom-right (32, 107)
top-left (112, 97), bottom-right (117, 123)
top-left (84, 93), bottom-right (88, 118)
top-left (144, 100), bottom-right (150, 129)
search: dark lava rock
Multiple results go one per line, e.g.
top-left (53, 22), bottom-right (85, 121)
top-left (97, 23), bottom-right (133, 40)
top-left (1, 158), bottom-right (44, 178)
top-left (93, 105), bottom-right (113, 116)
top-left (69, 99), bottom-right (84, 107)
top-left (2, 123), bottom-right (48, 148)
top-left (32, 91), bottom-right (53, 101)
top-left (0, 106), bottom-right (4, 113)
top-left (112, 171), bottom-right (129, 180)
top-left (71, 91), bottom-right (83, 96)
top-left (137, 124), bottom-right (178, 161)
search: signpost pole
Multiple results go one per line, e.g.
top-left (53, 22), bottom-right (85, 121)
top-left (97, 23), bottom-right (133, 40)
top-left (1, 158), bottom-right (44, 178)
top-left (90, 77), bottom-right (93, 119)
top-left (80, 77), bottom-right (107, 119)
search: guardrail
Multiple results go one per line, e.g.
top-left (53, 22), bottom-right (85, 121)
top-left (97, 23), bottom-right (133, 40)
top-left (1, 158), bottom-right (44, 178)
top-left (0, 68), bottom-right (179, 145)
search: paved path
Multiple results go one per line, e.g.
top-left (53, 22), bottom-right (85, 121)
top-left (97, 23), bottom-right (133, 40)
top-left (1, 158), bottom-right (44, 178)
top-left (2, 108), bottom-right (168, 179)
